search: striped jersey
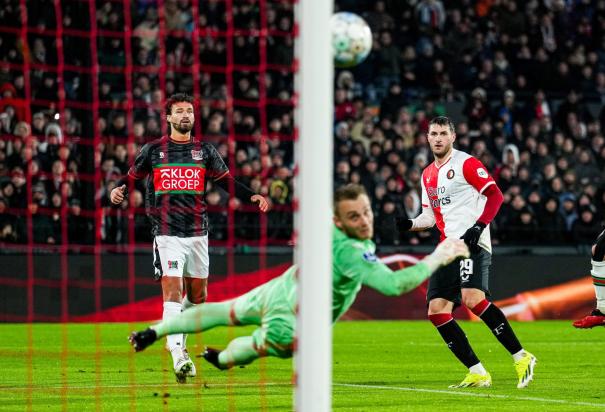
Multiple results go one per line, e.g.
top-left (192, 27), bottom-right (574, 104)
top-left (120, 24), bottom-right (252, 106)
top-left (128, 136), bottom-right (229, 237)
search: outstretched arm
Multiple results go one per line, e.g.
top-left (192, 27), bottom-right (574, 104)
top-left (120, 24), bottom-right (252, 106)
top-left (362, 238), bottom-right (469, 296)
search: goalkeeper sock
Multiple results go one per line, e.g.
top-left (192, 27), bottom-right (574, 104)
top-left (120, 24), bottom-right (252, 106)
top-left (218, 336), bottom-right (260, 368)
top-left (429, 314), bottom-right (480, 368)
top-left (154, 301), bottom-right (232, 337)
top-left (163, 301), bottom-right (183, 351)
top-left (472, 299), bottom-right (523, 355)
top-left (591, 260), bottom-right (605, 313)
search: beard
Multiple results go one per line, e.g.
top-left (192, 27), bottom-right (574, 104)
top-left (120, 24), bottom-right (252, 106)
top-left (172, 121), bottom-right (193, 134)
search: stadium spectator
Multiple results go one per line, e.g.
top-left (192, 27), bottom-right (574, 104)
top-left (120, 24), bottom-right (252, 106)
top-left (0, 0), bottom-right (604, 249)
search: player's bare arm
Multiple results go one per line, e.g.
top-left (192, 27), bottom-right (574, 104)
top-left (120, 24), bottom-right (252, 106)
top-left (110, 184), bottom-right (127, 204)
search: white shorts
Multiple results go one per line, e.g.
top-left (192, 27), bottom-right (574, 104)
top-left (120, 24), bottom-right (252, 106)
top-left (153, 235), bottom-right (209, 280)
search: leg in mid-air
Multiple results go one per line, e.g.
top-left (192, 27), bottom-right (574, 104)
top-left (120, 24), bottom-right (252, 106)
top-left (129, 299), bottom-right (237, 352)
top-left (203, 316), bottom-right (295, 370)
top-left (574, 229), bottom-right (605, 329)
top-left (130, 297), bottom-right (294, 370)
top-left (131, 266), bottom-right (297, 371)
top-left (202, 273), bottom-right (296, 370)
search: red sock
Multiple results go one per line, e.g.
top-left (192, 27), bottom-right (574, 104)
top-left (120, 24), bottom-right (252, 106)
top-left (429, 313), bottom-right (453, 328)
top-left (471, 299), bottom-right (491, 317)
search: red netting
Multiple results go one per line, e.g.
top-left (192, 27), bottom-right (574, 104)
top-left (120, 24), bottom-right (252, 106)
top-left (0, 0), bottom-right (296, 323)
top-left (1, 1), bottom-right (297, 409)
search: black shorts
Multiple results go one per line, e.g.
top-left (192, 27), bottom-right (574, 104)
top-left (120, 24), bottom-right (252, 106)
top-left (426, 247), bottom-right (492, 306)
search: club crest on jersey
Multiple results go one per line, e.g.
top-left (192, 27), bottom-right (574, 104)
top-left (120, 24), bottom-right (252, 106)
top-left (447, 169), bottom-right (455, 179)
top-left (191, 149), bottom-right (204, 161)
top-left (477, 168), bottom-right (488, 178)
top-left (362, 251), bottom-right (378, 263)
top-left (159, 152), bottom-right (165, 159)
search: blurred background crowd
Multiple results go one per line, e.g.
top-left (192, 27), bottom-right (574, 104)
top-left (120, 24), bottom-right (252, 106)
top-left (0, 0), bottom-right (604, 248)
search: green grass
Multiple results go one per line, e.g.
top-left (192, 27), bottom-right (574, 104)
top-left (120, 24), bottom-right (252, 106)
top-left (0, 321), bottom-right (603, 411)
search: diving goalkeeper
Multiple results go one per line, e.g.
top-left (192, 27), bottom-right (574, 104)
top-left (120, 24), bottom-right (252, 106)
top-left (129, 183), bottom-right (469, 371)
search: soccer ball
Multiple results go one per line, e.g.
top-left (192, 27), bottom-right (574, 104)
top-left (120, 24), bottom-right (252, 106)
top-left (331, 12), bottom-right (373, 68)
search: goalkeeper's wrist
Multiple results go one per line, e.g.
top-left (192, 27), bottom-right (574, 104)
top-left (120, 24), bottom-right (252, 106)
top-left (421, 253), bottom-right (442, 273)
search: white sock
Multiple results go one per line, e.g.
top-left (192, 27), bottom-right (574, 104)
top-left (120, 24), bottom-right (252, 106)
top-left (469, 362), bottom-right (488, 375)
top-left (592, 261), bottom-right (605, 313)
top-left (512, 349), bottom-right (526, 362)
top-left (163, 301), bottom-right (183, 352)
top-left (181, 295), bottom-right (198, 350)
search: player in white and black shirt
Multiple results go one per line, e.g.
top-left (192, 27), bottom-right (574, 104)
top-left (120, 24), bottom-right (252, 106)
top-left (399, 116), bottom-right (536, 389)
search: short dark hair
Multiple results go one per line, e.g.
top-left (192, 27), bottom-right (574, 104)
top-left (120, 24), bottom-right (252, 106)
top-left (165, 93), bottom-right (194, 115)
top-left (334, 183), bottom-right (368, 213)
top-left (429, 116), bottom-right (455, 134)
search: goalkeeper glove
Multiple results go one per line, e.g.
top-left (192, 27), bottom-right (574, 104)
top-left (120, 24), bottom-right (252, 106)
top-left (396, 217), bottom-right (413, 232)
top-left (460, 222), bottom-right (486, 253)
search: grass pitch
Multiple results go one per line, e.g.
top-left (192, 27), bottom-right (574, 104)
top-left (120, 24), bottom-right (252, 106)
top-left (0, 321), bottom-right (603, 411)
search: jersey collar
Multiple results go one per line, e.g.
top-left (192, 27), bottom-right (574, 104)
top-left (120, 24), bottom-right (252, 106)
top-left (434, 150), bottom-right (454, 169)
top-left (165, 135), bottom-right (193, 145)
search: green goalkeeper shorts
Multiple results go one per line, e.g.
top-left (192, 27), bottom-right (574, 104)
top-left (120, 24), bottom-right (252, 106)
top-left (232, 266), bottom-right (297, 358)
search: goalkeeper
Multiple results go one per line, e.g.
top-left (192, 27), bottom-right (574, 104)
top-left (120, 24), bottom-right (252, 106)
top-left (129, 184), bottom-right (469, 370)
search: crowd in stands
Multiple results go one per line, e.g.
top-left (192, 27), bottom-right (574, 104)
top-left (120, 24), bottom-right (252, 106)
top-left (0, 0), bottom-right (604, 248)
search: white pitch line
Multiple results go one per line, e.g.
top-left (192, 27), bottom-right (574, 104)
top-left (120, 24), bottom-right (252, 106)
top-left (2, 381), bottom-right (604, 409)
top-left (333, 383), bottom-right (605, 408)
top-left (0, 382), bottom-right (288, 391)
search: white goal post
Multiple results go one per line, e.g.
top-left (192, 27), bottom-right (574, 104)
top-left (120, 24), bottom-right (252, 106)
top-left (294, 0), bottom-right (334, 411)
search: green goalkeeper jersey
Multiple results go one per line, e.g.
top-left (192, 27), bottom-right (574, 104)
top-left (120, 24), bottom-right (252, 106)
top-left (331, 225), bottom-right (430, 321)
top-left (268, 226), bottom-right (430, 322)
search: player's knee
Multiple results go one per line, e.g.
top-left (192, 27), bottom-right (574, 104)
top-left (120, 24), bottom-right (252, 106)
top-left (162, 277), bottom-right (183, 302)
top-left (163, 289), bottom-right (183, 302)
top-left (462, 294), bottom-right (484, 309)
top-left (427, 300), bottom-right (449, 316)
top-left (188, 289), bottom-right (207, 304)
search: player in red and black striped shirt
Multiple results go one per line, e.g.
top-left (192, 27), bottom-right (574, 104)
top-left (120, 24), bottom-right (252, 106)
top-left (110, 94), bottom-right (268, 383)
